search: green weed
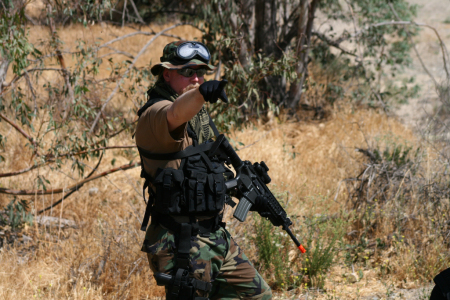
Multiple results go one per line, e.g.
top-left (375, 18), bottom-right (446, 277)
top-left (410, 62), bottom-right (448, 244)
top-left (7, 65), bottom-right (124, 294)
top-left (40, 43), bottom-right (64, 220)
top-left (301, 213), bottom-right (346, 289)
top-left (0, 198), bottom-right (33, 231)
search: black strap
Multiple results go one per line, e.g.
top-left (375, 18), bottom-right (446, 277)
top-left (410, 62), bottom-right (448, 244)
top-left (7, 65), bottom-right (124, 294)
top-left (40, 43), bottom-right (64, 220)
top-left (137, 142), bottom-right (214, 161)
top-left (177, 223), bottom-right (192, 269)
top-left (140, 186), bottom-right (155, 232)
top-left (169, 268), bottom-right (186, 300)
top-left (192, 280), bottom-right (212, 292)
top-left (207, 113), bottom-right (220, 137)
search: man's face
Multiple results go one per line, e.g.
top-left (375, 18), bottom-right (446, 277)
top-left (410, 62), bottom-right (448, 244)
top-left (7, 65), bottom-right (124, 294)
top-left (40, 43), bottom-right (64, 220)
top-left (163, 65), bottom-right (206, 95)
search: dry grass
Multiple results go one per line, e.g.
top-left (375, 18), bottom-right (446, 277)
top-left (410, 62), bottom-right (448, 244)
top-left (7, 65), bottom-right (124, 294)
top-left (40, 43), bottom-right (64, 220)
top-left (1, 23), bottom-right (449, 299)
top-left (2, 104), bottom-right (444, 299)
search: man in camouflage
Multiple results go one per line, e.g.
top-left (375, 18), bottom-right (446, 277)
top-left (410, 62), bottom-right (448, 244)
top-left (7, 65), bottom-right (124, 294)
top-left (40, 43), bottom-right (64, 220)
top-left (135, 41), bottom-right (272, 299)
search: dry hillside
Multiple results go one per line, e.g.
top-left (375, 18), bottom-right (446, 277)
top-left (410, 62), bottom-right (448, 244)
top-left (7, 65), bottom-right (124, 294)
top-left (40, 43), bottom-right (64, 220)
top-left (1, 2), bottom-right (450, 298)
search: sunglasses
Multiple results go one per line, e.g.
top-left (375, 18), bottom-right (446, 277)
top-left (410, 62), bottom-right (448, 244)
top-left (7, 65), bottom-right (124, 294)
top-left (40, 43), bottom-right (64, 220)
top-left (177, 68), bottom-right (208, 78)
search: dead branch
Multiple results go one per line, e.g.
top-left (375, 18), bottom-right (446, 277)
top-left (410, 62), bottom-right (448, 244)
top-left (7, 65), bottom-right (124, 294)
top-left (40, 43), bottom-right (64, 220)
top-left (89, 22), bottom-right (189, 133)
top-left (388, 3), bottom-right (438, 86)
top-left (129, 0), bottom-right (145, 24)
top-left (0, 112), bottom-right (37, 148)
top-left (0, 145), bottom-right (136, 178)
top-left (53, 145), bottom-right (136, 160)
top-left (311, 30), bottom-right (356, 57)
top-left (95, 242), bottom-right (111, 281)
top-left (101, 46), bottom-right (135, 59)
top-left (38, 153), bottom-right (104, 214)
top-left (351, 20), bottom-right (450, 78)
top-left (0, 67), bottom-right (64, 97)
top-left (98, 30), bottom-right (181, 50)
top-left (0, 162), bottom-right (47, 178)
top-left (47, 4), bottom-right (75, 118)
top-left (0, 161), bottom-right (140, 195)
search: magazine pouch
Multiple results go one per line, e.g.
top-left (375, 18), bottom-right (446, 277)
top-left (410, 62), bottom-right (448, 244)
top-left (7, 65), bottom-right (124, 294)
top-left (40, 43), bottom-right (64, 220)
top-left (153, 168), bottom-right (185, 215)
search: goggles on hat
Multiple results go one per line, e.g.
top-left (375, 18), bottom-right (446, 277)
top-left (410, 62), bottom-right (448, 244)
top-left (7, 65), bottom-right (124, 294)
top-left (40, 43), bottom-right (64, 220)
top-left (177, 68), bottom-right (208, 78)
top-left (163, 42), bottom-right (211, 63)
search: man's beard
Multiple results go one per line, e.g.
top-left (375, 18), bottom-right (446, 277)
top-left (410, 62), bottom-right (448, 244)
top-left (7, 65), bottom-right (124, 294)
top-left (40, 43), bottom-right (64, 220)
top-left (181, 83), bottom-right (200, 95)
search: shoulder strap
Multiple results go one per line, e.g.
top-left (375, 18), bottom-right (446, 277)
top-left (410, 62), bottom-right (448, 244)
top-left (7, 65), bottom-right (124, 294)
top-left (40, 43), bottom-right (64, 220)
top-left (207, 113), bottom-right (220, 137)
top-left (137, 142), bottom-right (214, 161)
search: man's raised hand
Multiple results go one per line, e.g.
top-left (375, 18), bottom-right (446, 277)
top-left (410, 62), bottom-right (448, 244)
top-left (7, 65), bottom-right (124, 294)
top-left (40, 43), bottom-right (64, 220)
top-left (199, 80), bottom-right (229, 104)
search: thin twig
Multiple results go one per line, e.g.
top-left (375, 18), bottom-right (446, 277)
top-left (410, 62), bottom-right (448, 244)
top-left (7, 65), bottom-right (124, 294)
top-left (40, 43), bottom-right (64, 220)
top-left (50, 145), bottom-right (136, 161)
top-left (90, 23), bottom-right (189, 133)
top-left (0, 145), bottom-right (135, 178)
top-left (98, 31), bottom-right (182, 50)
top-left (388, 3), bottom-right (438, 87)
top-left (351, 20), bottom-right (450, 78)
top-left (128, 0), bottom-right (145, 24)
top-left (47, 4), bottom-right (75, 119)
top-left (0, 161), bottom-right (140, 195)
top-left (0, 112), bottom-right (37, 147)
top-left (38, 154), bottom-right (104, 214)
top-left (237, 129), bottom-right (275, 151)
top-left (122, 0), bottom-right (127, 28)
top-left (101, 46), bottom-right (135, 59)
top-left (0, 68), bottom-right (64, 97)
top-left (311, 30), bottom-right (356, 57)
top-left (0, 162), bottom-right (46, 178)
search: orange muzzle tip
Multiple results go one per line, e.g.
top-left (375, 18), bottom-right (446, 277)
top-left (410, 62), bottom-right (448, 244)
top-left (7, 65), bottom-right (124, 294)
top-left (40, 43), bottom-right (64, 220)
top-left (298, 245), bottom-right (306, 253)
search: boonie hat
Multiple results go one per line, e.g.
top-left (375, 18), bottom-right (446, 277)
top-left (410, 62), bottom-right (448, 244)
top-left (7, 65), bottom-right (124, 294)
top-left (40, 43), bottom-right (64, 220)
top-left (151, 40), bottom-right (216, 76)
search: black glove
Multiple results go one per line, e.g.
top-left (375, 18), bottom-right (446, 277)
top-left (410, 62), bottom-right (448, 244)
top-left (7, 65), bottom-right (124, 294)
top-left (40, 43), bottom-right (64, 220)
top-left (199, 80), bottom-right (228, 103)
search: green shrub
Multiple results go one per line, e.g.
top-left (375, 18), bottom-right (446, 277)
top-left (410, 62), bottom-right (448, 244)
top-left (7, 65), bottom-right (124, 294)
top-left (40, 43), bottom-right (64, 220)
top-left (300, 213), bottom-right (346, 289)
top-left (0, 198), bottom-right (33, 231)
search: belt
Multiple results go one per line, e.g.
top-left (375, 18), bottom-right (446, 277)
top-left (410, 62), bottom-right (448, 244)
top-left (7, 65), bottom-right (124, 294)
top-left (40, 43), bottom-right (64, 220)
top-left (152, 213), bottom-right (225, 237)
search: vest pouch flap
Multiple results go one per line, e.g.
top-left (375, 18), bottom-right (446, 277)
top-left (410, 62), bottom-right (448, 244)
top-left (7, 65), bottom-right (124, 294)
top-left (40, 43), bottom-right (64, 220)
top-left (206, 173), bottom-right (226, 212)
top-left (195, 173), bottom-right (207, 212)
top-left (186, 155), bottom-right (208, 172)
top-left (153, 168), bottom-right (185, 215)
top-left (210, 161), bottom-right (226, 174)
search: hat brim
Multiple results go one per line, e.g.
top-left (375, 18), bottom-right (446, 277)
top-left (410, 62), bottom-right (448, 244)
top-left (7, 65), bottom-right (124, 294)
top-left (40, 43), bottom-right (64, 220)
top-left (151, 59), bottom-right (216, 76)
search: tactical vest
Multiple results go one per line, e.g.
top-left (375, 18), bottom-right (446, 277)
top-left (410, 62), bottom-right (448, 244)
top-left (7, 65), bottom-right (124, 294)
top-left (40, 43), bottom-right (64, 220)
top-left (136, 98), bottom-right (233, 232)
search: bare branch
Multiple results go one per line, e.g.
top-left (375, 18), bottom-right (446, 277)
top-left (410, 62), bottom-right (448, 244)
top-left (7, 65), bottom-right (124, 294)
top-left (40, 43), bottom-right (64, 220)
top-left (0, 67), bottom-right (64, 96)
top-left (129, 0), bottom-right (145, 24)
top-left (312, 30), bottom-right (356, 57)
top-left (51, 145), bottom-right (137, 160)
top-left (0, 161), bottom-right (140, 195)
top-left (90, 23), bottom-right (189, 133)
top-left (37, 154), bottom-right (104, 214)
top-left (351, 20), bottom-right (450, 78)
top-left (0, 162), bottom-right (47, 178)
top-left (101, 46), bottom-right (135, 59)
top-left (122, 0), bottom-right (127, 28)
top-left (387, 3), bottom-right (438, 87)
top-left (0, 146), bottom-right (136, 178)
top-left (0, 112), bottom-right (37, 147)
top-left (47, 4), bottom-right (75, 118)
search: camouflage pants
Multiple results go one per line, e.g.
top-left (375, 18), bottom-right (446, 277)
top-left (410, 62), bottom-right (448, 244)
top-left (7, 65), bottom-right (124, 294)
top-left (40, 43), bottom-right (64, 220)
top-left (142, 223), bottom-right (272, 300)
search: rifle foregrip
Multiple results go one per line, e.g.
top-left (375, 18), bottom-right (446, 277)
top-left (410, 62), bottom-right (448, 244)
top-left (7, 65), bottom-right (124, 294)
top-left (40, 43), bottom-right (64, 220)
top-left (233, 197), bottom-right (252, 222)
top-left (222, 138), bottom-right (243, 168)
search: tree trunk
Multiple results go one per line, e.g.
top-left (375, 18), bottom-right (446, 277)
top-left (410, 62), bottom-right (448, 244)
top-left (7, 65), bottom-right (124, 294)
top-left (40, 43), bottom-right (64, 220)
top-left (288, 0), bottom-right (320, 110)
top-left (0, 57), bottom-right (11, 95)
top-left (235, 0), bottom-right (255, 69)
top-left (255, 0), bottom-right (277, 56)
top-left (255, 0), bottom-right (287, 105)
